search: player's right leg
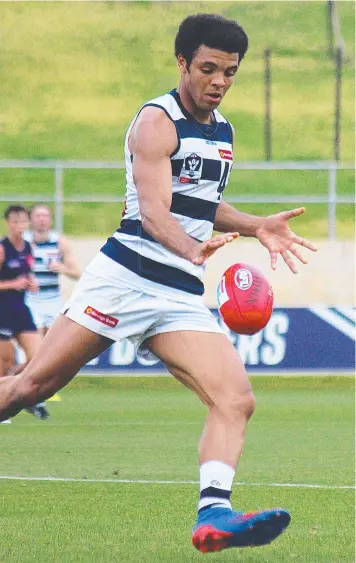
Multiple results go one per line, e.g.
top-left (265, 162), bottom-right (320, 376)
top-left (146, 330), bottom-right (290, 552)
top-left (0, 314), bottom-right (112, 421)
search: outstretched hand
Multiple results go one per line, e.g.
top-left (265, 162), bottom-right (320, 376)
top-left (256, 207), bottom-right (317, 273)
top-left (192, 232), bottom-right (239, 266)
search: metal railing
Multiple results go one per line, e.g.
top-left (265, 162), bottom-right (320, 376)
top-left (0, 160), bottom-right (354, 239)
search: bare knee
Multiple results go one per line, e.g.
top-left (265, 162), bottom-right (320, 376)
top-left (223, 389), bottom-right (255, 421)
top-left (210, 382), bottom-right (256, 423)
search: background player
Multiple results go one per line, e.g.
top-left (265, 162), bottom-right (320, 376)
top-left (0, 205), bottom-right (49, 420)
top-left (25, 204), bottom-right (80, 337)
top-left (0, 14), bottom-right (317, 552)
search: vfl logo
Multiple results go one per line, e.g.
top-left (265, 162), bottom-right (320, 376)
top-left (234, 269), bottom-right (253, 291)
top-left (218, 149), bottom-right (233, 161)
top-left (84, 306), bottom-right (118, 328)
top-left (179, 152), bottom-right (203, 185)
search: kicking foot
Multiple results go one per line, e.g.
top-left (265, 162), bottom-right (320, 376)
top-left (192, 506), bottom-right (291, 553)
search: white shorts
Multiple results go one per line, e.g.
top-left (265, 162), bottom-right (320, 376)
top-left (61, 269), bottom-right (223, 357)
top-left (26, 295), bottom-right (62, 329)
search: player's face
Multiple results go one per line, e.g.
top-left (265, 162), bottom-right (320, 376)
top-left (178, 45), bottom-right (239, 112)
top-left (6, 212), bottom-right (29, 237)
top-left (31, 207), bottom-right (52, 232)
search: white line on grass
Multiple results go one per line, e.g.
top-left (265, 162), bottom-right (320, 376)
top-left (0, 475), bottom-right (354, 490)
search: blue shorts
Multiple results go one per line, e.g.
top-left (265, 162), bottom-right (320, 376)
top-left (0, 304), bottom-right (37, 340)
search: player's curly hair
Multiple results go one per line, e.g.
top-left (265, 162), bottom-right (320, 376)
top-left (174, 13), bottom-right (248, 68)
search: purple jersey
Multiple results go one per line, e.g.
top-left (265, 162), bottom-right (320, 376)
top-left (0, 237), bottom-right (33, 308)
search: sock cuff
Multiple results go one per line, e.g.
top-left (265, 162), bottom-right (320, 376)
top-left (200, 460), bottom-right (235, 493)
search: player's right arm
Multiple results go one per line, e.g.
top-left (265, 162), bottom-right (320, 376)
top-left (0, 244), bottom-right (28, 291)
top-left (129, 107), bottom-right (238, 265)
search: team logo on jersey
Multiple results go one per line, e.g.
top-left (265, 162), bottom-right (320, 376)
top-left (84, 306), bottom-right (118, 328)
top-left (7, 259), bottom-right (21, 269)
top-left (218, 149), bottom-right (233, 161)
top-left (179, 153), bottom-right (203, 185)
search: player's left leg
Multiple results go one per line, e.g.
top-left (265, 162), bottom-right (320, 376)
top-left (0, 315), bottom-right (112, 421)
top-left (145, 330), bottom-right (290, 552)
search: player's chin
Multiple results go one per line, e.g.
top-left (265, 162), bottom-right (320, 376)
top-left (202, 98), bottom-right (222, 110)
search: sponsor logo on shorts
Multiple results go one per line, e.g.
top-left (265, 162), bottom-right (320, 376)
top-left (218, 149), bottom-right (233, 161)
top-left (84, 306), bottom-right (118, 328)
top-left (234, 269), bottom-right (253, 291)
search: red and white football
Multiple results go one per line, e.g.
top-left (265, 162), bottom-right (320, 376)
top-left (217, 263), bottom-right (274, 335)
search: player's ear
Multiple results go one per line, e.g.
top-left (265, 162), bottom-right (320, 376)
top-left (177, 54), bottom-right (188, 73)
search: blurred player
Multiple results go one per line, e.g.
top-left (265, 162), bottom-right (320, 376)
top-left (0, 14), bottom-right (317, 551)
top-left (0, 205), bottom-right (49, 421)
top-left (24, 204), bottom-right (80, 337)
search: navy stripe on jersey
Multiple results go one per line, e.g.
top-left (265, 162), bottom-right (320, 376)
top-left (117, 219), bottom-right (203, 243)
top-left (33, 241), bottom-right (59, 248)
top-left (101, 238), bottom-right (204, 295)
top-left (171, 158), bottom-right (222, 182)
top-left (38, 284), bottom-right (59, 292)
top-left (175, 118), bottom-right (232, 143)
top-left (170, 193), bottom-right (218, 223)
top-left (33, 270), bottom-right (57, 277)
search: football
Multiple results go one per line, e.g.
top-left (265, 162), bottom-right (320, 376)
top-left (217, 262), bottom-right (274, 335)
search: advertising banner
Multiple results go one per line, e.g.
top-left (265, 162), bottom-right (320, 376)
top-left (81, 307), bottom-right (355, 373)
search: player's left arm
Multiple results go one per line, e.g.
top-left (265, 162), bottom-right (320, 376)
top-left (214, 201), bottom-right (264, 236)
top-left (214, 201), bottom-right (317, 274)
top-left (51, 236), bottom-right (81, 280)
top-left (213, 123), bottom-right (317, 273)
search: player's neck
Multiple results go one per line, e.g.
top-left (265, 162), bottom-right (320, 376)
top-left (177, 86), bottom-right (213, 125)
top-left (33, 230), bottom-right (49, 243)
top-left (8, 234), bottom-right (24, 251)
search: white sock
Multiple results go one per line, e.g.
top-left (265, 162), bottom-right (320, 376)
top-left (198, 460), bottom-right (235, 511)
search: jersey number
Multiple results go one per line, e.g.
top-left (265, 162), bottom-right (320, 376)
top-left (217, 162), bottom-right (230, 199)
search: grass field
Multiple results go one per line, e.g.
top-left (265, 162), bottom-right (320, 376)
top-left (0, 1), bottom-right (355, 237)
top-left (0, 376), bottom-right (354, 562)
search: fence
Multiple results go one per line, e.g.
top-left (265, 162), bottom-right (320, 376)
top-left (0, 160), bottom-right (354, 240)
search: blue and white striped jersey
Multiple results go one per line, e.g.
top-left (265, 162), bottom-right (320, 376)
top-left (100, 89), bottom-right (234, 301)
top-left (24, 231), bottom-right (61, 299)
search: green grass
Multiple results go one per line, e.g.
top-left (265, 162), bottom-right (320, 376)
top-left (0, 376), bottom-right (354, 562)
top-left (0, 1), bottom-right (355, 236)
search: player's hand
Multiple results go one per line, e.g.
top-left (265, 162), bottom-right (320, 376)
top-left (11, 276), bottom-right (29, 291)
top-left (27, 276), bottom-right (39, 293)
top-left (191, 232), bottom-right (239, 266)
top-left (48, 260), bottom-right (63, 274)
top-left (256, 207), bottom-right (318, 274)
